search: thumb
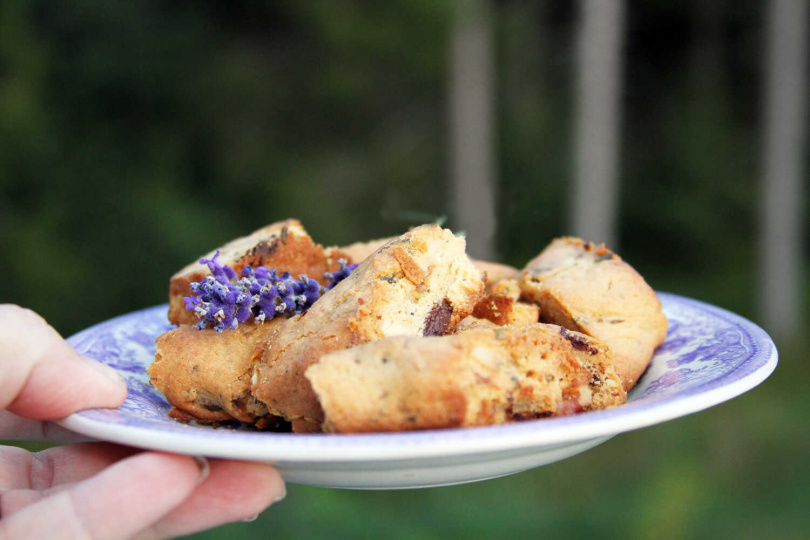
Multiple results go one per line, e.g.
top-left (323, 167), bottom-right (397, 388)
top-left (0, 305), bottom-right (127, 420)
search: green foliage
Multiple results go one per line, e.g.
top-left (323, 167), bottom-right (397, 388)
top-left (0, 1), bottom-right (454, 334)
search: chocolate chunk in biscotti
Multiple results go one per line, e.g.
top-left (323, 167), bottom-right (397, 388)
top-left (305, 323), bottom-right (626, 433)
top-left (168, 219), bottom-right (349, 325)
top-left (148, 319), bottom-right (284, 425)
top-left (251, 224), bottom-right (486, 432)
top-left (519, 237), bottom-right (668, 391)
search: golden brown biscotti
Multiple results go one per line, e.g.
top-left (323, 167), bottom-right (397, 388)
top-left (470, 279), bottom-right (540, 326)
top-left (473, 260), bottom-right (520, 289)
top-left (519, 237), bottom-right (668, 391)
top-left (251, 224), bottom-right (486, 432)
top-left (336, 235), bottom-right (518, 289)
top-left (168, 219), bottom-right (349, 325)
top-left (306, 323), bottom-right (626, 433)
top-left (454, 316), bottom-right (497, 331)
top-left (488, 278), bottom-right (522, 299)
top-left (148, 320), bottom-right (284, 425)
top-left (336, 237), bottom-right (392, 264)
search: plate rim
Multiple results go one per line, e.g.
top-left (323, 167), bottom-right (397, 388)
top-left (57, 292), bottom-right (778, 463)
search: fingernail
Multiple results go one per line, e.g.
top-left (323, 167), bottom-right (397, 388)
top-left (79, 355), bottom-right (127, 390)
top-left (273, 484), bottom-right (286, 504)
top-left (242, 514), bottom-right (259, 523)
top-left (193, 456), bottom-right (210, 484)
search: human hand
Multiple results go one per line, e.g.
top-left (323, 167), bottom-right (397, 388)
top-left (0, 305), bottom-right (286, 539)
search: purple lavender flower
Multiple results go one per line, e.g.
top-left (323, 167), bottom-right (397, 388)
top-left (200, 250), bottom-right (237, 282)
top-left (324, 259), bottom-right (358, 290)
top-left (253, 283), bottom-right (279, 323)
top-left (183, 255), bottom-right (357, 331)
top-left (299, 276), bottom-right (322, 308)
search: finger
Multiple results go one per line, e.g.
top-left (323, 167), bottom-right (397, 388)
top-left (0, 452), bottom-right (203, 540)
top-left (0, 442), bottom-right (137, 491)
top-left (0, 305), bottom-right (127, 420)
top-left (138, 460), bottom-right (286, 539)
top-left (0, 443), bottom-right (141, 516)
top-left (0, 411), bottom-right (94, 443)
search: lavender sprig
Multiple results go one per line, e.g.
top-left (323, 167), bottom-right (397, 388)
top-left (183, 251), bottom-right (357, 332)
top-left (323, 259), bottom-right (357, 290)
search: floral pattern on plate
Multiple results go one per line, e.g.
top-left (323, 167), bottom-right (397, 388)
top-left (58, 293), bottom-right (777, 489)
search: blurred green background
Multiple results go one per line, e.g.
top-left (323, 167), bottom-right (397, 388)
top-left (1, 1), bottom-right (807, 538)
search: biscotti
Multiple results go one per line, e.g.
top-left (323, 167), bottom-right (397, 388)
top-left (306, 323), bottom-right (626, 433)
top-left (251, 224), bottom-right (486, 432)
top-left (469, 278), bottom-right (540, 326)
top-left (168, 219), bottom-right (349, 325)
top-left (149, 320), bottom-right (283, 425)
top-left (473, 260), bottom-right (520, 289)
top-left (335, 236), bottom-right (391, 265)
top-left (519, 237), bottom-right (668, 391)
top-left (335, 234), bottom-right (518, 289)
top-left (149, 220), bottom-right (668, 435)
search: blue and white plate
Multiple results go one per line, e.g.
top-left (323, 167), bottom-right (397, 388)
top-left (58, 293), bottom-right (777, 490)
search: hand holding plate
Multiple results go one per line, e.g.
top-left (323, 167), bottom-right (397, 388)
top-left (0, 304), bottom-right (285, 538)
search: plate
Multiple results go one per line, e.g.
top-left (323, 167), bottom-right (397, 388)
top-left (58, 293), bottom-right (777, 490)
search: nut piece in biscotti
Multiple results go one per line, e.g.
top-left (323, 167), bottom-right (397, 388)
top-left (519, 237), bottom-right (668, 391)
top-left (148, 320), bottom-right (284, 425)
top-left (306, 323), bottom-right (626, 433)
top-left (251, 224), bottom-right (486, 433)
top-left (457, 279), bottom-right (539, 329)
top-left (168, 219), bottom-right (349, 325)
top-left (470, 279), bottom-right (540, 326)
